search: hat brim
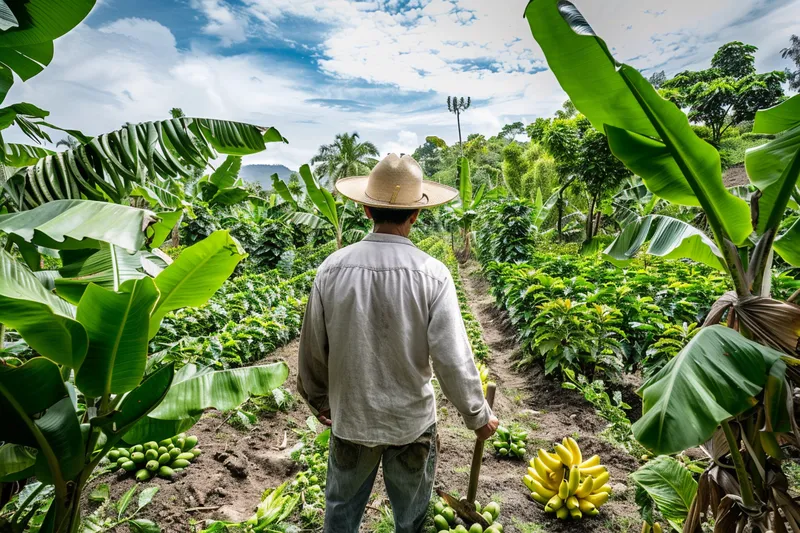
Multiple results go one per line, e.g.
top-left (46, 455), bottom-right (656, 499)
top-left (334, 176), bottom-right (458, 209)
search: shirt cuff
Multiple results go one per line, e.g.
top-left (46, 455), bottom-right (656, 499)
top-left (461, 400), bottom-right (493, 430)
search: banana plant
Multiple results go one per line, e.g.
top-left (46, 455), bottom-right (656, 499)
top-left (526, 1), bottom-right (800, 530)
top-left (1, 117), bottom-right (287, 211)
top-left (447, 157), bottom-right (492, 260)
top-left (278, 164), bottom-right (367, 248)
top-left (0, 200), bottom-right (289, 533)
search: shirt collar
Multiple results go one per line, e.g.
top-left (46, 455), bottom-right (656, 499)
top-left (363, 232), bottom-right (416, 247)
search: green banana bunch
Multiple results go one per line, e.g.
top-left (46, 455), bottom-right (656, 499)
top-left (491, 426), bottom-right (528, 459)
top-left (522, 437), bottom-right (612, 520)
top-left (432, 498), bottom-right (503, 533)
top-left (107, 433), bottom-right (201, 482)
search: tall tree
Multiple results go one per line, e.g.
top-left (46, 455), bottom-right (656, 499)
top-left (662, 41), bottom-right (786, 144)
top-left (648, 70), bottom-right (667, 88)
top-left (782, 35), bottom-right (800, 90)
top-left (310, 132), bottom-right (379, 186)
top-left (498, 121), bottom-right (525, 139)
top-left (447, 96), bottom-right (471, 154)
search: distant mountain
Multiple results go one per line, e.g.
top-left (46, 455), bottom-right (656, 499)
top-left (239, 164), bottom-right (295, 190)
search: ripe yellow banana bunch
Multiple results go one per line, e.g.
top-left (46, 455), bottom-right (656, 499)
top-left (522, 437), bottom-right (612, 520)
top-left (477, 362), bottom-right (490, 396)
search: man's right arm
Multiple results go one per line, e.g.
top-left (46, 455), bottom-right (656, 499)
top-left (297, 282), bottom-right (330, 423)
top-left (428, 272), bottom-right (498, 440)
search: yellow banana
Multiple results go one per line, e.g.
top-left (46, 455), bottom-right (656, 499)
top-left (548, 465), bottom-right (565, 487)
top-left (586, 507), bottom-right (599, 517)
top-left (592, 471), bottom-right (610, 488)
top-left (531, 479), bottom-right (557, 499)
top-left (580, 465), bottom-right (607, 478)
top-left (593, 484), bottom-right (612, 494)
top-left (566, 496), bottom-right (579, 510)
top-left (575, 475), bottom-right (594, 498)
top-left (578, 499), bottom-right (596, 513)
top-left (558, 479), bottom-right (569, 499)
top-left (533, 457), bottom-right (551, 479)
top-left (530, 491), bottom-right (550, 505)
top-left (523, 475), bottom-right (535, 492)
top-left (556, 506), bottom-right (569, 520)
top-left (538, 449), bottom-right (562, 471)
top-left (567, 466), bottom-right (580, 495)
top-left (641, 522), bottom-right (652, 533)
top-left (585, 492), bottom-right (609, 507)
top-left (554, 444), bottom-right (574, 466)
top-left (528, 466), bottom-right (548, 484)
top-left (569, 508), bottom-right (582, 520)
top-left (545, 495), bottom-right (563, 512)
top-left (565, 436), bottom-right (582, 466)
top-left (579, 455), bottom-right (600, 468)
top-left (653, 523), bottom-right (662, 533)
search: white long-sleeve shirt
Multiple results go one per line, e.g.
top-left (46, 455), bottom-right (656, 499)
top-left (297, 232), bottom-right (492, 447)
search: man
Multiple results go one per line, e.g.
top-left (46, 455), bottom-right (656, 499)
top-left (297, 153), bottom-right (499, 533)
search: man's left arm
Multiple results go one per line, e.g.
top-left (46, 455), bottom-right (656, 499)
top-left (297, 282), bottom-right (330, 424)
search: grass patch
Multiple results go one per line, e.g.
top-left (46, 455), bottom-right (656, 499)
top-left (783, 460), bottom-right (800, 494)
top-left (512, 518), bottom-right (545, 533)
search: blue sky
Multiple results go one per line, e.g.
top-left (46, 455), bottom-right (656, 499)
top-left (6, 0), bottom-right (800, 169)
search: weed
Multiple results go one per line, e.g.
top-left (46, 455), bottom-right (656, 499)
top-left (512, 518), bottom-right (546, 533)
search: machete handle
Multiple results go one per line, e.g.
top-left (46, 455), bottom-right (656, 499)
top-left (466, 382), bottom-right (496, 504)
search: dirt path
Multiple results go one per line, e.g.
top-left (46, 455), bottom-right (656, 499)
top-left (91, 262), bottom-right (642, 533)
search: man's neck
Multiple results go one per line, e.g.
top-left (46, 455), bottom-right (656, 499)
top-left (372, 224), bottom-right (411, 238)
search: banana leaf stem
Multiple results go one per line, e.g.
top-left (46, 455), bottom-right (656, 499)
top-left (721, 419), bottom-right (757, 509)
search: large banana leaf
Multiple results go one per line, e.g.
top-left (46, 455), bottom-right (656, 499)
top-left (774, 219), bottom-right (800, 266)
top-left (0, 248), bottom-right (87, 368)
top-left (91, 363), bottom-right (174, 437)
top-left (0, 0), bottom-right (96, 102)
top-left (75, 278), bottom-right (159, 397)
top-left (55, 245), bottom-right (148, 304)
top-left (632, 325), bottom-right (785, 454)
top-left (270, 173), bottom-right (297, 208)
top-left (300, 164), bottom-right (338, 229)
top-left (524, 0), bottom-right (751, 245)
top-left (603, 215), bottom-right (725, 271)
top-left (0, 199), bottom-right (172, 250)
top-left (0, 358), bottom-right (84, 486)
top-left (753, 95), bottom-right (800, 134)
top-left (745, 96), bottom-right (800, 235)
top-left (4, 143), bottom-right (54, 166)
top-left (631, 456), bottom-right (697, 531)
top-left (2, 118), bottom-right (285, 209)
top-left (0, 443), bottom-right (36, 482)
top-left (148, 230), bottom-right (246, 337)
top-left (124, 362), bottom-right (288, 443)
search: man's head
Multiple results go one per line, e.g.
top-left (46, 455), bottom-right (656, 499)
top-left (363, 206), bottom-right (420, 235)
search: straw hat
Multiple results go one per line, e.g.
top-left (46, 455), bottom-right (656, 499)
top-left (335, 153), bottom-right (458, 209)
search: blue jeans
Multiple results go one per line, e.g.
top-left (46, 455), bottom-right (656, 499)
top-left (323, 424), bottom-right (438, 533)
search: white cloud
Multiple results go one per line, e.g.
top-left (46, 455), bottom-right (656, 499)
top-left (5, 0), bottom-right (800, 175)
top-left (191, 0), bottom-right (250, 46)
top-left (381, 130), bottom-right (419, 157)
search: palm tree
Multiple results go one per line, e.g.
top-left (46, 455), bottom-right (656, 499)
top-left (310, 132), bottom-right (379, 186)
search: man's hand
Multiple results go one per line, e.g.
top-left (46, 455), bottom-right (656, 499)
top-left (475, 416), bottom-right (499, 441)
top-left (317, 409), bottom-right (332, 427)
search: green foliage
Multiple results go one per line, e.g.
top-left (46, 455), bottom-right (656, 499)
top-left (719, 133), bottom-right (774, 169)
top-left (631, 456), bottom-right (697, 531)
top-left (82, 485), bottom-right (161, 533)
top-left (477, 199), bottom-right (537, 264)
top-left (783, 34), bottom-right (800, 91)
top-left (154, 241), bottom-right (336, 368)
top-left (501, 142), bottom-right (527, 197)
top-left (481, 246), bottom-right (730, 376)
top-left (561, 369), bottom-right (643, 454)
top-left (661, 42), bottom-right (786, 144)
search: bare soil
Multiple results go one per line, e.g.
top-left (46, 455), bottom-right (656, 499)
top-left (86, 262), bottom-right (643, 533)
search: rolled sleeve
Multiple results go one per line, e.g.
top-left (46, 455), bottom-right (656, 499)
top-left (297, 282), bottom-right (329, 416)
top-left (428, 272), bottom-right (493, 431)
